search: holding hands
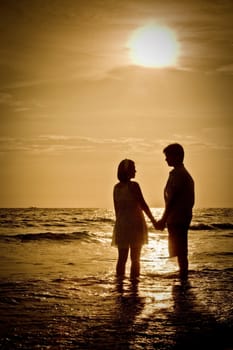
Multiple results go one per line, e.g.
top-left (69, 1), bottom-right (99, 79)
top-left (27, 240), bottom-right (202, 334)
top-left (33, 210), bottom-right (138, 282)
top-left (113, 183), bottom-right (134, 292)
top-left (150, 217), bottom-right (166, 231)
top-left (154, 218), bottom-right (166, 231)
top-left (150, 217), bottom-right (158, 231)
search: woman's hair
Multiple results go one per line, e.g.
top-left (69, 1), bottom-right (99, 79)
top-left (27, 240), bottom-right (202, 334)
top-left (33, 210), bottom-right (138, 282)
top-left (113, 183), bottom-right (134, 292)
top-left (163, 143), bottom-right (184, 163)
top-left (117, 159), bottom-right (135, 182)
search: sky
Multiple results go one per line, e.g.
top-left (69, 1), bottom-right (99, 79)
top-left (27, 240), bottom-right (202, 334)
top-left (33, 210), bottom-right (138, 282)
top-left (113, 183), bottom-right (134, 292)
top-left (0, 0), bottom-right (232, 208)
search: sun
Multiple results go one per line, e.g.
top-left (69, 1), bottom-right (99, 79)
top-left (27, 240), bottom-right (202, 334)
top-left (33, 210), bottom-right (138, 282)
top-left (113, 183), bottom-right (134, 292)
top-left (128, 24), bottom-right (180, 68)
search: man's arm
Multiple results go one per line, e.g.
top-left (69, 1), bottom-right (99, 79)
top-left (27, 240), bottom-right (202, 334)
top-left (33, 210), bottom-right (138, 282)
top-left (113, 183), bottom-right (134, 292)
top-left (156, 173), bottom-right (181, 230)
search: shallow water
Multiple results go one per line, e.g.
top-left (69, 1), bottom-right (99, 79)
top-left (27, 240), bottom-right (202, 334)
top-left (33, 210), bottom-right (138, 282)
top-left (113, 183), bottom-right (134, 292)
top-left (0, 208), bottom-right (232, 349)
top-left (0, 273), bottom-right (232, 349)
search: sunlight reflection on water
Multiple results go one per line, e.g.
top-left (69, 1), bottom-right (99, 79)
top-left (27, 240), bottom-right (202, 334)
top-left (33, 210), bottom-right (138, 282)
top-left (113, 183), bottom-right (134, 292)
top-left (143, 231), bottom-right (177, 275)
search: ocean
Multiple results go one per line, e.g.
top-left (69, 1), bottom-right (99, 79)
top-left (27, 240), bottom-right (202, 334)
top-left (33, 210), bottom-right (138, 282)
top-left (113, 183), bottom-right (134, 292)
top-left (0, 207), bottom-right (232, 349)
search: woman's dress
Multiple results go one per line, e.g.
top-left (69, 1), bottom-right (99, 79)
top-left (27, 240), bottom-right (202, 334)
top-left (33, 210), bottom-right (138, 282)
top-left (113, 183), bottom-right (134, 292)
top-left (112, 181), bottom-right (148, 248)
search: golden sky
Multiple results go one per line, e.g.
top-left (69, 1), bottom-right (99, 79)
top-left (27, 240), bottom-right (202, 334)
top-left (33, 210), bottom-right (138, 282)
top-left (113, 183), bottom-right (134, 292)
top-left (0, 0), bottom-right (232, 208)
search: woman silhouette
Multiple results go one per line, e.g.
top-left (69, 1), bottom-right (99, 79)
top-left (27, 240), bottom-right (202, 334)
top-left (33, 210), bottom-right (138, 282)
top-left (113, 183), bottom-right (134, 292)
top-left (112, 159), bottom-right (157, 279)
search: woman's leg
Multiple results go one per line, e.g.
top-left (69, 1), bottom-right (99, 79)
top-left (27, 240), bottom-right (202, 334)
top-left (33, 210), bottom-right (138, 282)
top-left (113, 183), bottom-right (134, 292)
top-left (130, 245), bottom-right (142, 278)
top-left (116, 248), bottom-right (129, 277)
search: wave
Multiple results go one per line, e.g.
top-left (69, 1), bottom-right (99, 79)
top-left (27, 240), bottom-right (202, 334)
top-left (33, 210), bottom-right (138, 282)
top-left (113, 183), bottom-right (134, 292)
top-left (0, 217), bottom-right (115, 229)
top-left (80, 217), bottom-right (114, 224)
top-left (0, 231), bottom-right (94, 242)
top-left (190, 223), bottom-right (233, 231)
top-left (204, 251), bottom-right (233, 257)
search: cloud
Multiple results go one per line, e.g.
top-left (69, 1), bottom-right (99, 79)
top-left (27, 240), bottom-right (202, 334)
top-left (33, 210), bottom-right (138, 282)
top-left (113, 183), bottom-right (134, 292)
top-left (1, 134), bottom-right (231, 157)
top-left (0, 135), bottom-right (158, 155)
top-left (0, 92), bottom-right (45, 116)
top-left (0, 92), bottom-right (12, 104)
top-left (217, 63), bottom-right (233, 74)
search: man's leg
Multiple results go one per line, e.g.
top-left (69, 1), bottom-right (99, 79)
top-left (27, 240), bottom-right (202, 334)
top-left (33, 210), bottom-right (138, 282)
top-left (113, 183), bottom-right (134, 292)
top-left (168, 224), bottom-right (189, 279)
top-left (178, 254), bottom-right (188, 280)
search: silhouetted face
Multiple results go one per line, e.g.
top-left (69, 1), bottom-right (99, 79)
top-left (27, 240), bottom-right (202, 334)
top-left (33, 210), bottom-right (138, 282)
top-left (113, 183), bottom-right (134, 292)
top-left (129, 163), bottom-right (136, 179)
top-left (165, 153), bottom-right (176, 167)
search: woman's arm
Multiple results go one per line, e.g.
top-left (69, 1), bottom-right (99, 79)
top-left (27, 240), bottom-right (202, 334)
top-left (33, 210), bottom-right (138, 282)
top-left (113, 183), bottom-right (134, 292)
top-left (131, 182), bottom-right (157, 225)
top-left (113, 185), bottom-right (120, 216)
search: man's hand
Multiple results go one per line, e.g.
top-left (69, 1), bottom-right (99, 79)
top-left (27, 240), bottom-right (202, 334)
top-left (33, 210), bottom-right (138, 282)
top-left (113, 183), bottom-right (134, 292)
top-left (155, 219), bottom-right (166, 231)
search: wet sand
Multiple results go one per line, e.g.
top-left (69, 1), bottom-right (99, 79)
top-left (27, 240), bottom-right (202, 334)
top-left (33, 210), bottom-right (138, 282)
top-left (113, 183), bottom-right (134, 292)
top-left (0, 272), bottom-right (232, 350)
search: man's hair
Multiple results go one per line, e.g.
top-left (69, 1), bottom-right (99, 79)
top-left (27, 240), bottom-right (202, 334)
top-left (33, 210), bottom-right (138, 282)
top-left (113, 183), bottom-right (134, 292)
top-left (163, 143), bottom-right (184, 162)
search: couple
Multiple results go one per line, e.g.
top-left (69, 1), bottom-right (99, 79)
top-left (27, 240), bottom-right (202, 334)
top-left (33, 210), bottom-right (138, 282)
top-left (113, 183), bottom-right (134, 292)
top-left (112, 143), bottom-right (195, 281)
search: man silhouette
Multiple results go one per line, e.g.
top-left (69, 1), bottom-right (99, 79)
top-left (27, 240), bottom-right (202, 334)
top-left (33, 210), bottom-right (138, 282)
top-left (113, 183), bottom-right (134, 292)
top-left (156, 143), bottom-right (195, 280)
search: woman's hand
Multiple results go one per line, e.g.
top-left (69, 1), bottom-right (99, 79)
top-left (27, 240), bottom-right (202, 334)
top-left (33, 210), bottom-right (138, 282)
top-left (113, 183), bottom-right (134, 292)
top-left (154, 219), bottom-right (166, 231)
